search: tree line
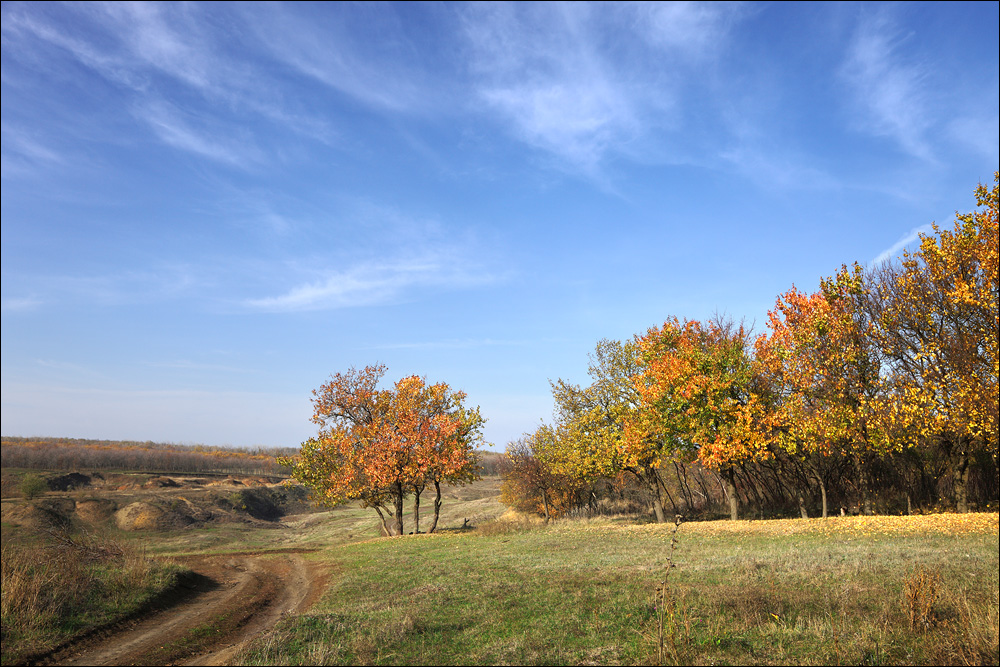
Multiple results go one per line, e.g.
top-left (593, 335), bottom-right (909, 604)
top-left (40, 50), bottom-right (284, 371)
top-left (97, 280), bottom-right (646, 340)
top-left (1, 436), bottom-right (296, 476)
top-left (501, 174), bottom-right (998, 521)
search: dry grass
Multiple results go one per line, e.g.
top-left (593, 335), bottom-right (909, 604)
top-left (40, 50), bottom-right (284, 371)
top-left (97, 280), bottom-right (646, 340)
top-left (4, 473), bottom-right (995, 666)
top-left (0, 529), bottom-right (182, 665)
top-left (904, 566), bottom-right (942, 632)
top-left (475, 509), bottom-right (548, 536)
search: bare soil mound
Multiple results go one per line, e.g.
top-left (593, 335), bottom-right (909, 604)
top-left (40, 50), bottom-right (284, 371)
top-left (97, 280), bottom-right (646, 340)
top-left (48, 472), bottom-right (92, 491)
top-left (143, 476), bottom-right (179, 488)
top-left (115, 501), bottom-right (192, 531)
top-left (208, 475), bottom-right (245, 486)
top-left (3, 476), bottom-right (311, 534)
top-left (2, 502), bottom-right (72, 530)
top-left (2, 497), bottom-right (77, 529)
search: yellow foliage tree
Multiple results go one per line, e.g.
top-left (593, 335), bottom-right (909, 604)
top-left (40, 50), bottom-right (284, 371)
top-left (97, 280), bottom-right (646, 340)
top-left (871, 174), bottom-right (998, 512)
top-left (547, 338), bottom-right (682, 523)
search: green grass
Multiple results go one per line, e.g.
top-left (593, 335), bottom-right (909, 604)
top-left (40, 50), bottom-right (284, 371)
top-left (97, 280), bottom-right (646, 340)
top-left (236, 513), bottom-right (999, 666)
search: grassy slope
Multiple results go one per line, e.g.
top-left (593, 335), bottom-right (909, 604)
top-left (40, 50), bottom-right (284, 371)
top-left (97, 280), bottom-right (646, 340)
top-left (238, 512), bottom-right (999, 666)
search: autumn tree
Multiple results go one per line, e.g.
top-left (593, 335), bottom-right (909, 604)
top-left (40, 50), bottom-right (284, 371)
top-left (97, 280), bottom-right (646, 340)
top-left (756, 267), bottom-right (888, 517)
top-left (633, 316), bottom-right (774, 520)
top-left (869, 174), bottom-right (999, 512)
top-left (279, 365), bottom-right (483, 536)
top-left (411, 385), bottom-right (485, 533)
top-left (547, 338), bottom-right (689, 522)
top-left (500, 426), bottom-right (584, 521)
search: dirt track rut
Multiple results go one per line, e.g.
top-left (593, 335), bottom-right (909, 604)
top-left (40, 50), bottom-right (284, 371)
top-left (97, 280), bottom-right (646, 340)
top-left (47, 551), bottom-right (322, 666)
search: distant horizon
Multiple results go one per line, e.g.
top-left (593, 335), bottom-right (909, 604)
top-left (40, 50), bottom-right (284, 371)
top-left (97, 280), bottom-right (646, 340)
top-left (3, 2), bottom-right (998, 450)
top-left (0, 433), bottom-right (507, 453)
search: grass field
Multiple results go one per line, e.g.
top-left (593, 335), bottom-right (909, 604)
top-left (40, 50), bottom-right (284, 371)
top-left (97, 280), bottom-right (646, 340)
top-left (1, 470), bottom-right (996, 666)
top-left (235, 511), bottom-right (999, 666)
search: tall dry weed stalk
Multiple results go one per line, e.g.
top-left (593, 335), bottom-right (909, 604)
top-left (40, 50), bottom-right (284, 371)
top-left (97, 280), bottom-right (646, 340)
top-left (651, 515), bottom-right (685, 666)
top-left (902, 565), bottom-right (941, 632)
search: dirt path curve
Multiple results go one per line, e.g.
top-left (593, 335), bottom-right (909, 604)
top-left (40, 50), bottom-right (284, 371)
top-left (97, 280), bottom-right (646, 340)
top-left (47, 551), bottom-right (325, 666)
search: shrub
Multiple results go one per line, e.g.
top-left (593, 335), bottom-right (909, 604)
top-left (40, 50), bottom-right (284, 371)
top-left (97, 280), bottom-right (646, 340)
top-left (19, 473), bottom-right (48, 500)
top-left (903, 566), bottom-right (941, 632)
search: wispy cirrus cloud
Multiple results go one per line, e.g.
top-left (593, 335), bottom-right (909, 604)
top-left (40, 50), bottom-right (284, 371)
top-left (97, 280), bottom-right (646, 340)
top-left (1, 296), bottom-right (43, 312)
top-left (840, 13), bottom-right (933, 159)
top-left (244, 255), bottom-right (497, 313)
top-left (94, 2), bottom-right (215, 90)
top-left (243, 199), bottom-right (505, 312)
top-left (460, 2), bottom-right (737, 174)
top-left (719, 145), bottom-right (839, 192)
top-left (1, 3), bottom-right (332, 164)
top-left (133, 100), bottom-right (262, 167)
top-left (1, 123), bottom-right (64, 165)
top-left (634, 1), bottom-right (738, 54)
top-left (243, 4), bottom-right (437, 115)
top-left (946, 114), bottom-right (1000, 162)
top-left (2, 263), bottom-right (201, 310)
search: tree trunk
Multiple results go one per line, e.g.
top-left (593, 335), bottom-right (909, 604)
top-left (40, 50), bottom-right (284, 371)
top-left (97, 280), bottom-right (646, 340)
top-left (695, 471), bottom-right (714, 511)
top-left (723, 467), bottom-right (739, 521)
top-left (373, 506), bottom-right (392, 537)
top-left (412, 485), bottom-right (422, 534)
top-left (541, 489), bottom-right (551, 523)
top-left (651, 495), bottom-right (665, 523)
top-left (392, 482), bottom-right (405, 536)
top-left (855, 453), bottom-right (873, 515)
top-left (954, 448), bottom-right (970, 513)
top-left (741, 465), bottom-right (765, 518)
top-left (674, 461), bottom-right (694, 511)
top-left (429, 480), bottom-right (443, 533)
top-left (662, 482), bottom-right (680, 516)
top-left (798, 494), bottom-right (809, 519)
top-left (819, 477), bottom-right (828, 519)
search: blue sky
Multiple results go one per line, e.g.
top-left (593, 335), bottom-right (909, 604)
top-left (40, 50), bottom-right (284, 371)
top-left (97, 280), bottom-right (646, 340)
top-left (2, 2), bottom-right (998, 450)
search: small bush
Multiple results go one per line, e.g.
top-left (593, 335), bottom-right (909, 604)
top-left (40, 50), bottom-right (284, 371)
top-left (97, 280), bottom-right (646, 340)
top-left (19, 473), bottom-right (48, 500)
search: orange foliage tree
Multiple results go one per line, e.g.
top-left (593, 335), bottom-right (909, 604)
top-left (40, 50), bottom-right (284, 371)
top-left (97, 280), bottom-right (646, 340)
top-left (756, 269), bottom-right (887, 517)
top-left (279, 365), bottom-right (483, 536)
top-left (631, 316), bottom-right (773, 520)
top-left (545, 339), bottom-right (683, 522)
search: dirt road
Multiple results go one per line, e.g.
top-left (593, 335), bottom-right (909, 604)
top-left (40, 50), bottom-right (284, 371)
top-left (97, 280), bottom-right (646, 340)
top-left (43, 551), bottom-right (325, 666)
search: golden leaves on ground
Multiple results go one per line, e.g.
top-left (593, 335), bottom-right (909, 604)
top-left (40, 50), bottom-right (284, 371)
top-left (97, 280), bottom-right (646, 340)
top-left (564, 512), bottom-right (1000, 539)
